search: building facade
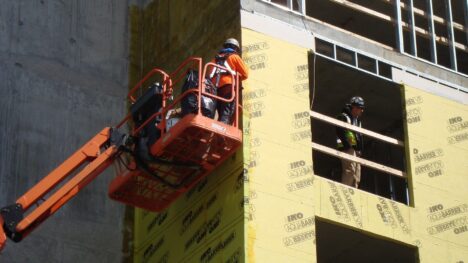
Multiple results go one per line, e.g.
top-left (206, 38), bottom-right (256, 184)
top-left (131, 0), bottom-right (467, 262)
top-left (1, 0), bottom-right (466, 262)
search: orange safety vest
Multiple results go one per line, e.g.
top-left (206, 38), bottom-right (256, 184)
top-left (210, 53), bottom-right (249, 87)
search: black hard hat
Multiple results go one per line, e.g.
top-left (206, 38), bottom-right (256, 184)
top-left (350, 96), bottom-right (365, 108)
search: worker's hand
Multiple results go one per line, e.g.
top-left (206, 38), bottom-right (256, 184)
top-left (174, 108), bottom-right (182, 115)
top-left (165, 88), bottom-right (173, 99)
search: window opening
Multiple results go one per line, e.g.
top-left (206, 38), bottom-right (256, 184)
top-left (309, 53), bottom-right (410, 205)
top-left (315, 218), bottom-right (420, 263)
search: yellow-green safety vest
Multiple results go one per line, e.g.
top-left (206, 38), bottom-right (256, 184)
top-left (336, 114), bottom-right (360, 148)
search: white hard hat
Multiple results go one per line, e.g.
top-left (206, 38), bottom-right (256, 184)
top-left (224, 38), bottom-right (240, 50)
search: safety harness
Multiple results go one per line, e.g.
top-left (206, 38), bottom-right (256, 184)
top-left (209, 49), bottom-right (236, 87)
top-left (336, 112), bottom-right (361, 148)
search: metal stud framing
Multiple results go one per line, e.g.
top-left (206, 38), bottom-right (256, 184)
top-left (426, 0), bottom-right (438, 63)
top-left (445, 0), bottom-right (458, 71)
top-left (395, 0), bottom-right (405, 53)
top-left (261, 0), bottom-right (467, 75)
top-left (299, 0), bottom-right (305, 14)
top-left (408, 0), bottom-right (418, 56)
top-left (464, 0), bottom-right (468, 50)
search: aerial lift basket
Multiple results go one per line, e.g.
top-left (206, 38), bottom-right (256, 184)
top-left (108, 57), bottom-right (242, 211)
top-left (0, 57), bottom-right (242, 251)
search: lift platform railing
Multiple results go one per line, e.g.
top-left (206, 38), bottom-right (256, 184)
top-left (131, 57), bottom-right (203, 137)
top-left (116, 57), bottom-right (203, 130)
top-left (202, 62), bottom-right (241, 129)
top-left (131, 59), bottom-right (239, 140)
top-left (127, 68), bottom-right (171, 104)
top-left (107, 59), bottom-right (243, 212)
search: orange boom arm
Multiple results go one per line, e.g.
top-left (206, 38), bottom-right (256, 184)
top-left (0, 57), bottom-right (244, 252)
top-left (0, 128), bottom-right (126, 249)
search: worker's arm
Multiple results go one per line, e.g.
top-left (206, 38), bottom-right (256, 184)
top-left (336, 115), bottom-right (352, 150)
top-left (356, 132), bottom-right (363, 152)
top-left (230, 54), bottom-right (249, 80)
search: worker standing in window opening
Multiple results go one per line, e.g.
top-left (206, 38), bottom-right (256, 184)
top-left (210, 38), bottom-right (249, 124)
top-left (336, 96), bottom-right (365, 188)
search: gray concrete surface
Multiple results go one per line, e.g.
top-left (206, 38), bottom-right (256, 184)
top-left (0, 1), bottom-right (131, 262)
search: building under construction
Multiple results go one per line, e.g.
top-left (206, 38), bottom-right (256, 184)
top-left (1, 0), bottom-right (467, 262)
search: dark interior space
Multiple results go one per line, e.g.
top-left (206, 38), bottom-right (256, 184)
top-left (436, 42), bottom-right (452, 69)
top-left (302, 0), bottom-right (467, 73)
top-left (309, 53), bottom-right (409, 205)
top-left (456, 49), bottom-right (468, 75)
top-left (305, 0), bottom-right (397, 49)
top-left (316, 219), bottom-right (419, 263)
top-left (415, 34), bottom-right (432, 62)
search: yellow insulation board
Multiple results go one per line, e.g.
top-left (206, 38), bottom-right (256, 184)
top-left (242, 27), bottom-right (468, 262)
top-left (404, 84), bottom-right (468, 196)
top-left (403, 85), bottom-right (468, 262)
top-left (310, 82), bottom-right (468, 262)
top-left (314, 176), bottom-right (414, 243)
top-left (241, 28), bottom-right (315, 262)
top-left (133, 152), bottom-right (242, 249)
top-left (129, 1), bottom-right (244, 261)
top-left (133, 153), bottom-right (245, 263)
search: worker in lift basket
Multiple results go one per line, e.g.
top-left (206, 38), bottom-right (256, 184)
top-left (336, 96), bottom-right (365, 188)
top-left (209, 38), bottom-right (249, 124)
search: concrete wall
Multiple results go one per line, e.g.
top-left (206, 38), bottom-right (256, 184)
top-left (0, 1), bottom-right (130, 262)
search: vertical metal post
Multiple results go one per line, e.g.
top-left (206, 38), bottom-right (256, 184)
top-left (405, 180), bottom-right (410, 206)
top-left (354, 51), bottom-right (358, 67)
top-left (386, 145), bottom-right (396, 201)
top-left (395, 0), bottom-right (405, 53)
top-left (464, 0), bottom-right (468, 46)
top-left (287, 0), bottom-right (293, 10)
top-left (300, 0), bottom-right (306, 15)
top-left (445, 0), bottom-right (458, 71)
top-left (426, 0), bottom-right (438, 63)
top-left (374, 174), bottom-right (379, 196)
top-left (376, 60), bottom-right (380, 76)
top-left (389, 175), bottom-right (396, 201)
top-left (333, 44), bottom-right (337, 60)
top-left (408, 0), bottom-right (418, 56)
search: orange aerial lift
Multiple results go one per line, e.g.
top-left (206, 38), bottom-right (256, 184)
top-left (0, 57), bottom-right (242, 251)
